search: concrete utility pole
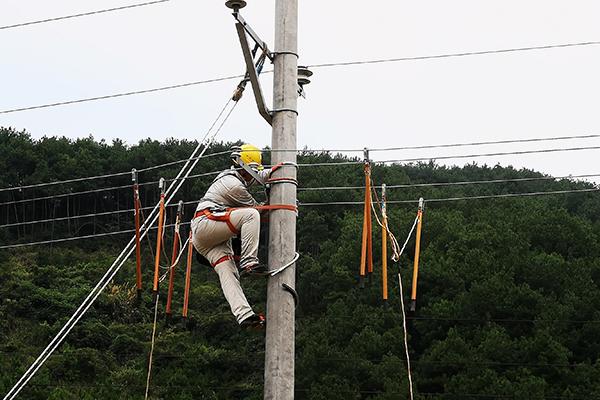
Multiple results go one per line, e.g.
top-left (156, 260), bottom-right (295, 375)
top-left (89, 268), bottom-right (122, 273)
top-left (264, 0), bottom-right (298, 398)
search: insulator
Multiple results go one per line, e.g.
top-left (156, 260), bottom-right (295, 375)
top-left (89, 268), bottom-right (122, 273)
top-left (297, 65), bottom-right (313, 87)
top-left (225, 0), bottom-right (247, 10)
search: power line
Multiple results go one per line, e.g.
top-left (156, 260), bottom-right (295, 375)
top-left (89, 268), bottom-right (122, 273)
top-left (368, 133), bottom-right (600, 152)
top-left (3, 174), bottom-right (598, 229)
top-left (0, 222), bottom-right (190, 250)
top-left (298, 173), bottom-right (600, 192)
top-left (296, 145), bottom-right (600, 167)
top-left (270, 134), bottom-right (600, 153)
top-left (2, 41), bottom-right (598, 115)
top-left (307, 41), bottom-right (600, 69)
top-left (300, 187), bottom-right (599, 206)
top-left (0, 150), bottom-right (228, 193)
top-left (0, 75), bottom-right (243, 115)
top-left (3, 187), bottom-right (598, 244)
top-left (0, 173), bottom-right (224, 228)
top-left (3, 138), bottom-right (598, 199)
top-left (0, 0), bottom-right (171, 31)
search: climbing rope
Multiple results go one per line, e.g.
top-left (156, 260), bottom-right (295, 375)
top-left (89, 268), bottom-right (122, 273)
top-left (144, 292), bottom-right (160, 400)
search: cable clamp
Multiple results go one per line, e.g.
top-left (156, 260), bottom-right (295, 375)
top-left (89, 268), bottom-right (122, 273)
top-left (270, 108), bottom-right (298, 116)
top-left (266, 177), bottom-right (298, 186)
top-left (271, 51), bottom-right (299, 59)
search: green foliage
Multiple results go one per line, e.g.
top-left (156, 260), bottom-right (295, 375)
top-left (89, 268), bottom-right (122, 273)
top-left (1, 128), bottom-right (600, 398)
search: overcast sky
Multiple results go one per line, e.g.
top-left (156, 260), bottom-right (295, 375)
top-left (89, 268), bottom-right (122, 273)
top-left (1, 0), bottom-right (599, 182)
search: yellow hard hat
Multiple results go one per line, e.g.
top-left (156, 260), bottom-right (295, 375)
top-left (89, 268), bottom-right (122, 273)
top-left (239, 144), bottom-right (263, 171)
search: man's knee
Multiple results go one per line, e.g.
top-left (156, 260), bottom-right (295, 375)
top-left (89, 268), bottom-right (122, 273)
top-left (235, 208), bottom-right (259, 223)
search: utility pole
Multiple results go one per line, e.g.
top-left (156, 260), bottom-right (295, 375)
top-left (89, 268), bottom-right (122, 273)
top-left (264, 0), bottom-right (298, 398)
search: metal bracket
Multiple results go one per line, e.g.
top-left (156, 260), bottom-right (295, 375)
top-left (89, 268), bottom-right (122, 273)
top-left (233, 12), bottom-right (273, 61)
top-left (230, 10), bottom-right (308, 124)
top-left (235, 21), bottom-right (272, 125)
top-left (282, 283), bottom-right (299, 309)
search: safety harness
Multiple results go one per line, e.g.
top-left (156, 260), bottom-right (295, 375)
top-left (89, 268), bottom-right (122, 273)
top-left (193, 204), bottom-right (298, 268)
top-left (193, 157), bottom-right (298, 268)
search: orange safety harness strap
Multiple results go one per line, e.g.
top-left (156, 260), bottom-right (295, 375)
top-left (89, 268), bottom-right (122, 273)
top-left (194, 204), bottom-right (297, 221)
top-left (212, 255), bottom-right (234, 268)
top-left (194, 209), bottom-right (239, 235)
top-left (193, 204), bottom-right (296, 268)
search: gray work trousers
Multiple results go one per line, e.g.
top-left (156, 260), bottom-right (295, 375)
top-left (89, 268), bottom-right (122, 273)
top-left (190, 208), bottom-right (260, 324)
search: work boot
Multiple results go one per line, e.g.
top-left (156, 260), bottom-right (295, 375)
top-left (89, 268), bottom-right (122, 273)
top-left (239, 262), bottom-right (268, 276)
top-left (240, 313), bottom-right (266, 330)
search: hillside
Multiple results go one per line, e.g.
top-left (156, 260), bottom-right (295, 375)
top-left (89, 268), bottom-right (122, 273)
top-left (1, 127), bottom-right (600, 399)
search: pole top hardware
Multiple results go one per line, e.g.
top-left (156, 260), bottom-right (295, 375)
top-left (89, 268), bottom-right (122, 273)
top-left (297, 65), bottom-right (313, 98)
top-left (297, 66), bottom-right (313, 86)
top-left (159, 177), bottom-right (165, 192)
top-left (363, 147), bottom-right (370, 163)
top-left (225, 0), bottom-right (246, 10)
top-left (177, 200), bottom-right (184, 215)
top-left (131, 168), bottom-right (138, 183)
top-left (418, 197), bottom-right (424, 210)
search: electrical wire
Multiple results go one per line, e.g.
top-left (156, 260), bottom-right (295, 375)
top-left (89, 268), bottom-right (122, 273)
top-left (299, 187), bottom-right (600, 206)
top-left (2, 133), bottom-right (599, 194)
top-left (0, 0), bottom-right (171, 31)
top-left (268, 133), bottom-right (600, 153)
top-left (0, 168), bottom-right (223, 210)
top-left (3, 184), bottom-right (597, 231)
top-left (307, 41), bottom-right (600, 69)
top-left (2, 41), bottom-right (598, 115)
top-left (3, 153), bottom-right (597, 208)
top-left (0, 75), bottom-right (243, 115)
top-left (298, 173), bottom-right (600, 192)
top-left (0, 150), bottom-right (228, 193)
top-left (0, 222), bottom-right (189, 250)
top-left (0, 198), bottom-right (206, 229)
top-left (295, 145), bottom-right (600, 167)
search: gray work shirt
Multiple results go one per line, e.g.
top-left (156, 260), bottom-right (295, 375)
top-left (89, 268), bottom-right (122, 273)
top-left (195, 167), bottom-right (270, 212)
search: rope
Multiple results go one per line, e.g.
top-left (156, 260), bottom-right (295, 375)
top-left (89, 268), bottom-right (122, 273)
top-left (398, 272), bottom-right (413, 400)
top-left (144, 293), bottom-right (161, 400)
top-left (395, 215), bottom-right (420, 400)
top-left (369, 182), bottom-right (401, 261)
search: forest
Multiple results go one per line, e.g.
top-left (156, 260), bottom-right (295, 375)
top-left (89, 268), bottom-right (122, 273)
top-left (1, 126), bottom-right (600, 399)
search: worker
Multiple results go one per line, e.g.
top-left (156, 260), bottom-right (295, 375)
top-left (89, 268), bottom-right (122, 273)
top-left (191, 144), bottom-right (270, 329)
